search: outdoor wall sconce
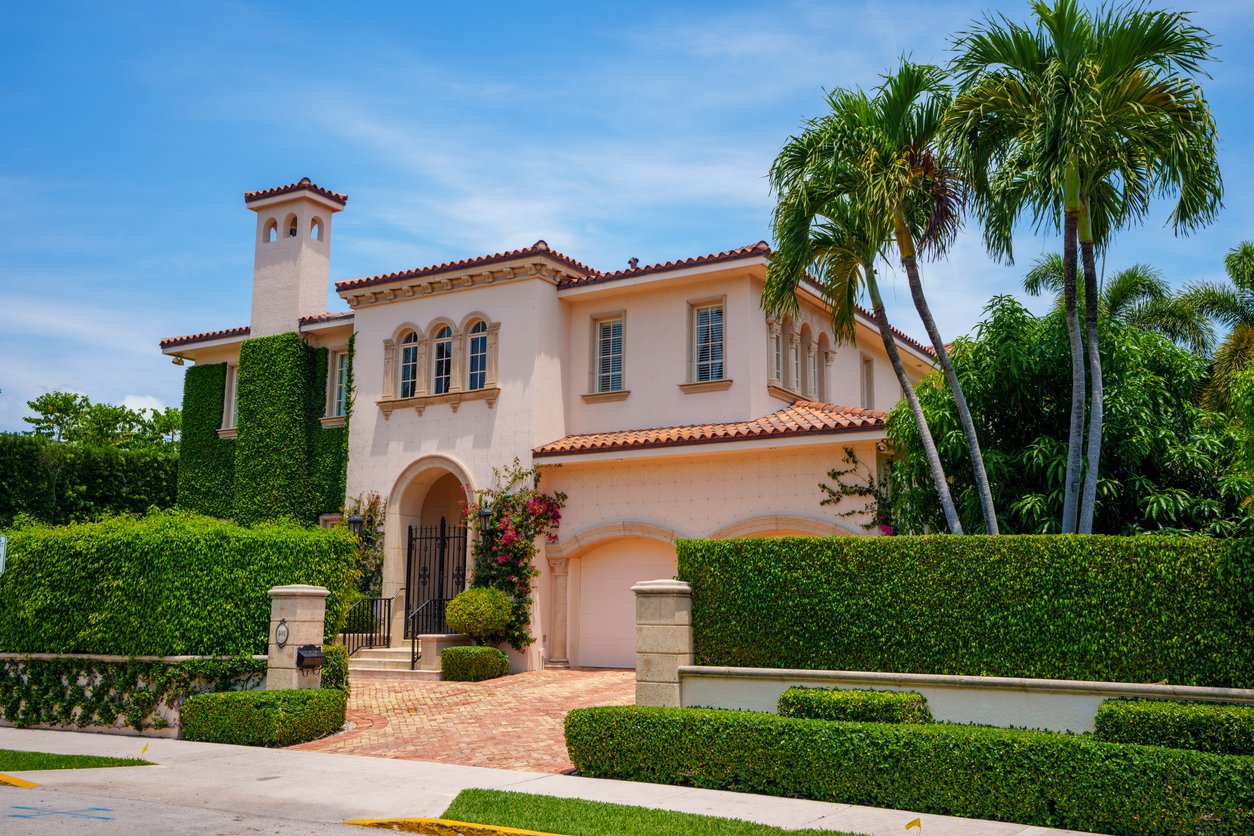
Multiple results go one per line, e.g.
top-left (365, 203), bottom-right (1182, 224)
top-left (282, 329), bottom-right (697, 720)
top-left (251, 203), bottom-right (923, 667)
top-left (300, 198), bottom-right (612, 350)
top-left (478, 507), bottom-right (494, 546)
top-left (347, 515), bottom-right (364, 537)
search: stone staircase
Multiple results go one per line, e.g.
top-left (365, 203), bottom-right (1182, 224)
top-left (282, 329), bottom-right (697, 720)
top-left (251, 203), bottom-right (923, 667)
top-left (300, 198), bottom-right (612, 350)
top-left (347, 647), bottom-right (440, 681)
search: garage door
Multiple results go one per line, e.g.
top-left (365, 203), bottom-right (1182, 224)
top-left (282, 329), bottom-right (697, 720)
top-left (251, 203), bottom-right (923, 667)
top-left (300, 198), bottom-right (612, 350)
top-left (575, 538), bottom-right (677, 668)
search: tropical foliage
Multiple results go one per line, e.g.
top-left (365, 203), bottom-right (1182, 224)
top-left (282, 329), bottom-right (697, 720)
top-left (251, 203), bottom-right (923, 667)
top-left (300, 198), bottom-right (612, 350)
top-left (465, 460), bottom-right (565, 653)
top-left (23, 391), bottom-right (180, 449)
top-left (1186, 241), bottom-right (1254, 414)
top-left (885, 297), bottom-right (1251, 536)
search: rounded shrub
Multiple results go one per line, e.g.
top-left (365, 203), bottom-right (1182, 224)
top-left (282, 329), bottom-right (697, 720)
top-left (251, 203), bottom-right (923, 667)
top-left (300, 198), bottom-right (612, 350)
top-left (442, 646), bottom-right (510, 682)
top-left (445, 587), bottom-right (512, 643)
top-left (778, 686), bottom-right (932, 723)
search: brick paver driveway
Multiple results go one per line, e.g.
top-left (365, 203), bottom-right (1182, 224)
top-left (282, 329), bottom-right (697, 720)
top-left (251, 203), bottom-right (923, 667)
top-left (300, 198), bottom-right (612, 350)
top-left (291, 669), bottom-right (635, 773)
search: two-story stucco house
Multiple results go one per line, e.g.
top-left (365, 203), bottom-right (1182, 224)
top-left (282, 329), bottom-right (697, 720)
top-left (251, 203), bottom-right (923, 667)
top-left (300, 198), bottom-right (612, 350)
top-left (161, 179), bottom-right (933, 671)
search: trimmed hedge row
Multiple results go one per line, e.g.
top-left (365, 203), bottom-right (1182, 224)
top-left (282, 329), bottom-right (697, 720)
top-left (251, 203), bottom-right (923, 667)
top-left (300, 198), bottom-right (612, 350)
top-left (777, 687), bottom-right (931, 724)
top-left (176, 363), bottom-right (236, 518)
top-left (0, 510), bottom-right (357, 655)
top-left (1095, 699), bottom-right (1254, 756)
top-left (0, 656), bottom-right (266, 731)
top-left (678, 535), bottom-right (1254, 687)
top-left (442, 646), bottom-right (510, 682)
top-left (181, 688), bottom-right (347, 746)
top-left (0, 432), bottom-right (178, 527)
top-left (565, 706), bottom-right (1254, 834)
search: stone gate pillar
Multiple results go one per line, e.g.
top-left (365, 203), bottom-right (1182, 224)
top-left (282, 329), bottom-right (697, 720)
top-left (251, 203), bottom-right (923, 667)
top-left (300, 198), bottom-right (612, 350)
top-left (266, 584), bottom-right (329, 690)
top-left (632, 579), bottom-right (693, 707)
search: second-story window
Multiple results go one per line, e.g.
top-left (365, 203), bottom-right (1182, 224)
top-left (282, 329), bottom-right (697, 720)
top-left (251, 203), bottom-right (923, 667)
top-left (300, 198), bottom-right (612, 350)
top-left (773, 331), bottom-right (783, 382)
top-left (331, 351), bottom-right (349, 417)
top-left (432, 326), bottom-right (453, 395)
top-left (595, 316), bottom-right (624, 392)
top-left (468, 321), bottom-right (488, 391)
top-left (860, 352), bottom-right (875, 409)
top-left (399, 331), bottom-right (419, 399)
top-left (693, 303), bottom-right (725, 382)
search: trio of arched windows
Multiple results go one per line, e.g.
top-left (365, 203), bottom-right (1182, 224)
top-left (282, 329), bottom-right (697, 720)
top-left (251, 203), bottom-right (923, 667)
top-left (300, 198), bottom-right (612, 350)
top-left (768, 316), bottom-right (831, 402)
top-left (384, 316), bottom-right (499, 409)
top-left (262, 214), bottom-right (324, 244)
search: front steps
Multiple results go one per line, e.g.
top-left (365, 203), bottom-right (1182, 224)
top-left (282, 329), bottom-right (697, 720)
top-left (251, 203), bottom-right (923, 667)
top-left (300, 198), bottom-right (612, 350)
top-left (348, 647), bottom-right (440, 681)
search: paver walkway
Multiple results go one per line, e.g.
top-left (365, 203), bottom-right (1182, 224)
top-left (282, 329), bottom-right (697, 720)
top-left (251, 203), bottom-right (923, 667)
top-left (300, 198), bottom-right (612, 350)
top-left (291, 668), bottom-right (635, 772)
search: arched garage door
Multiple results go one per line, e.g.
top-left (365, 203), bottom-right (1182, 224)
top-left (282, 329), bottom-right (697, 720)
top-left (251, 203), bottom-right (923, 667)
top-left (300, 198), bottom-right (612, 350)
top-left (574, 538), bottom-right (677, 668)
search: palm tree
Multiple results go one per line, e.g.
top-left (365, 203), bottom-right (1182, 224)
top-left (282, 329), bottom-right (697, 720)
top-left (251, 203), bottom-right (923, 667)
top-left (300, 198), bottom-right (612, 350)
top-left (1185, 242), bottom-right (1254, 414)
top-left (767, 61), bottom-right (998, 534)
top-left (766, 185), bottom-right (964, 533)
top-left (1024, 254), bottom-right (1213, 353)
top-left (949, 0), bottom-right (1221, 533)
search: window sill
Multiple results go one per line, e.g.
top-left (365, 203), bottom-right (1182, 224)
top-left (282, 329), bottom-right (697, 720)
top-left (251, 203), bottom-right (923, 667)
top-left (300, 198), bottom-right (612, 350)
top-left (378, 387), bottom-right (500, 418)
top-left (216, 427), bottom-right (238, 439)
top-left (767, 384), bottom-right (802, 402)
top-left (320, 415), bottom-right (346, 428)
top-left (581, 390), bottom-right (630, 403)
top-left (678, 379), bottom-right (733, 394)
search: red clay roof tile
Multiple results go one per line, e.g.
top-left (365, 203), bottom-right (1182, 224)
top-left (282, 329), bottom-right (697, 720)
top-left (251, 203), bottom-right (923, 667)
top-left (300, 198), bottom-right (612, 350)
top-left (336, 240), bottom-right (596, 293)
top-left (557, 241), bottom-right (772, 289)
top-left (244, 177), bottom-right (347, 207)
top-left (298, 311), bottom-right (355, 326)
top-left (533, 400), bottom-right (885, 457)
top-left (160, 325), bottom-right (250, 349)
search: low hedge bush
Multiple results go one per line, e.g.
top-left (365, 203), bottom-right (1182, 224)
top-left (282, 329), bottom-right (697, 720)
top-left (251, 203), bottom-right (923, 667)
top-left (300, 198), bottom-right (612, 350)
top-left (0, 509), bottom-right (357, 655)
top-left (442, 646), bottom-right (510, 682)
top-left (321, 645), bottom-right (350, 696)
top-left (445, 587), bottom-right (513, 643)
top-left (777, 687), bottom-right (931, 723)
top-left (1094, 699), bottom-right (1254, 756)
top-left (678, 535), bottom-right (1254, 687)
top-left (181, 688), bottom-right (346, 746)
top-left (565, 706), bottom-right (1254, 834)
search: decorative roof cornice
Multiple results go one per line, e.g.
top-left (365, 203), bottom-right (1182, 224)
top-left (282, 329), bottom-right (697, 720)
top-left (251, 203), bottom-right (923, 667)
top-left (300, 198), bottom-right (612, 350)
top-left (244, 177), bottom-right (347, 207)
top-left (159, 325), bottom-right (250, 349)
top-left (558, 241), bottom-right (771, 290)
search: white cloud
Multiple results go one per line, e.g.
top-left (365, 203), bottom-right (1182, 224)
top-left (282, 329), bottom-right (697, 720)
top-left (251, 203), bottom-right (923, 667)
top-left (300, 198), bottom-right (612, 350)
top-left (122, 395), bottom-right (167, 413)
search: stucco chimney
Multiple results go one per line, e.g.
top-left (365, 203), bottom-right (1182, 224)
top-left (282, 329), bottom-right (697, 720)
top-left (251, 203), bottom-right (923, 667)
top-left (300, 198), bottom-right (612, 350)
top-left (244, 178), bottom-right (347, 338)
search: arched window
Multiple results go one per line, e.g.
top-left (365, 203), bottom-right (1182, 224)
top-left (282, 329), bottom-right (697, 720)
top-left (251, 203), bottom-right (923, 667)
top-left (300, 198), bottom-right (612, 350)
top-left (467, 321), bottom-right (488, 391)
top-left (264, 218), bottom-right (278, 243)
top-left (399, 331), bottom-right (419, 399)
top-left (432, 326), bottom-right (453, 395)
top-left (800, 325), bottom-right (814, 398)
top-left (286, 214), bottom-right (299, 238)
top-left (310, 217), bottom-right (323, 241)
top-left (817, 333), bottom-right (831, 402)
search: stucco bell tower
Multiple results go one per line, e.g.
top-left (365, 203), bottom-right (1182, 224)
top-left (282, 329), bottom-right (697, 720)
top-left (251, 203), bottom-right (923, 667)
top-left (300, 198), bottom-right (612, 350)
top-left (244, 178), bottom-right (347, 338)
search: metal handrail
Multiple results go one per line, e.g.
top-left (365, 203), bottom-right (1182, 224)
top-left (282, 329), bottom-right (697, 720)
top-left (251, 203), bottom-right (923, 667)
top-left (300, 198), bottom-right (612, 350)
top-left (341, 596), bottom-right (391, 657)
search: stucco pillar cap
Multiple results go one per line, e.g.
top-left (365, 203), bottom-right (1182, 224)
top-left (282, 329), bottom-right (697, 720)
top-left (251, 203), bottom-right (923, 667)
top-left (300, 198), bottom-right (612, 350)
top-left (632, 579), bottom-right (691, 595)
top-left (268, 584), bottom-right (331, 599)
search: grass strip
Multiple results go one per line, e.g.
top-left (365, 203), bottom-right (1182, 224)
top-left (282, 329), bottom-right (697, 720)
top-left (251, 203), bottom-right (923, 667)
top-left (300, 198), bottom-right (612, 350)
top-left (441, 789), bottom-right (855, 836)
top-left (0, 749), bottom-right (150, 772)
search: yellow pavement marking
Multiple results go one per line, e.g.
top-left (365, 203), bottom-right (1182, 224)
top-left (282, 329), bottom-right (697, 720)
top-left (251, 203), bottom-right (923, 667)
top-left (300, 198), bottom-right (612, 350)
top-left (345, 817), bottom-right (565, 835)
top-left (906, 817), bottom-right (922, 830)
top-left (0, 773), bottom-right (40, 789)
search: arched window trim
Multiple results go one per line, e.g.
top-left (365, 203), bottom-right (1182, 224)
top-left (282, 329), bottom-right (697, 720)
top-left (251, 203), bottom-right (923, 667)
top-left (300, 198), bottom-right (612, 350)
top-left (378, 317), bottom-right (500, 418)
top-left (310, 216), bottom-right (324, 241)
top-left (284, 213), bottom-right (299, 238)
top-left (431, 324), bottom-right (454, 396)
top-left (263, 218), bottom-right (278, 244)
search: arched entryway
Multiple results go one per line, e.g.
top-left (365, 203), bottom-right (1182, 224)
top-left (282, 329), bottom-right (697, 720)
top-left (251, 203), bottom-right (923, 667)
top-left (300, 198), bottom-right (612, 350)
top-left (386, 456), bottom-right (472, 638)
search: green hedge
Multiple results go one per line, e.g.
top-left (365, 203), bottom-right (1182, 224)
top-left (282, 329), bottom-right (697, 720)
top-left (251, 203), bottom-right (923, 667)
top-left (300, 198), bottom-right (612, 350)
top-left (0, 510), bottom-right (357, 655)
top-left (181, 688), bottom-right (346, 746)
top-left (565, 706), bottom-right (1254, 835)
top-left (0, 433), bottom-right (177, 527)
top-left (176, 363), bottom-right (236, 518)
top-left (1095, 699), bottom-right (1254, 756)
top-left (442, 646), bottom-right (510, 682)
top-left (0, 656), bottom-right (265, 731)
top-left (777, 687), bottom-right (931, 724)
top-left (678, 536), bottom-right (1254, 687)
top-left (321, 644), bottom-right (350, 696)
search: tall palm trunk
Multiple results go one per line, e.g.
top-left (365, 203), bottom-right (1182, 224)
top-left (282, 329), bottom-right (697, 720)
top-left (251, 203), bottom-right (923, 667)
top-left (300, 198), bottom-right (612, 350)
top-left (1077, 198), bottom-right (1103, 534)
top-left (866, 266), bottom-right (963, 534)
top-left (1060, 160), bottom-right (1086, 533)
top-left (893, 206), bottom-right (999, 533)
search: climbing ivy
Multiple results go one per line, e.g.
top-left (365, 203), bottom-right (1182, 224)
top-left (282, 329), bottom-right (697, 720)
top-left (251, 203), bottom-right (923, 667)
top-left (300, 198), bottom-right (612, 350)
top-left (176, 363), bottom-right (235, 518)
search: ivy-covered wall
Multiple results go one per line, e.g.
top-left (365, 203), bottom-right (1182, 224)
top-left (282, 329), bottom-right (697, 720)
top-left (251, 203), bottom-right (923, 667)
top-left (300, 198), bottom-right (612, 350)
top-left (176, 332), bottom-right (350, 525)
top-left (177, 363), bottom-right (236, 517)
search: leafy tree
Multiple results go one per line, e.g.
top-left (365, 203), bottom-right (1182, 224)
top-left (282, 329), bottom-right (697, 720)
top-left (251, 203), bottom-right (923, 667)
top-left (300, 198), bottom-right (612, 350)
top-left (1024, 254), bottom-right (1213, 353)
top-left (21, 392), bottom-right (179, 450)
top-left (766, 62), bottom-right (994, 533)
top-left (949, 0), bottom-right (1221, 533)
top-left (886, 296), bottom-right (1251, 537)
top-left (1185, 241), bottom-right (1254, 414)
top-left (23, 392), bottom-right (88, 441)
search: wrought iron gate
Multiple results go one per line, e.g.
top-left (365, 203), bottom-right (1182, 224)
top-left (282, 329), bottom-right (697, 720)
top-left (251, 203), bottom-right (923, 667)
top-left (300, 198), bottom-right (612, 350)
top-left (405, 517), bottom-right (468, 637)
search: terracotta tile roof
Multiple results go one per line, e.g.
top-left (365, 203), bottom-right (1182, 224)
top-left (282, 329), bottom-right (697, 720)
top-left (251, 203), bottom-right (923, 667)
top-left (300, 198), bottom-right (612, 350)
top-left (160, 325), bottom-right (250, 349)
top-left (244, 177), bottom-right (347, 207)
top-left (298, 311), bottom-right (355, 326)
top-left (533, 400), bottom-right (885, 457)
top-left (558, 241), bottom-right (772, 289)
top-left (336, 239), bottom-right (597, 293)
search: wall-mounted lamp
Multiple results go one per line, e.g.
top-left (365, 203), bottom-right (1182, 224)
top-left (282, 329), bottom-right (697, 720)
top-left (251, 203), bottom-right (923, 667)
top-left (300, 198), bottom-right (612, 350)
top-left (478, 507), bottom-right (494, 546)
top-left (347, 514), bottom-right (364, 538)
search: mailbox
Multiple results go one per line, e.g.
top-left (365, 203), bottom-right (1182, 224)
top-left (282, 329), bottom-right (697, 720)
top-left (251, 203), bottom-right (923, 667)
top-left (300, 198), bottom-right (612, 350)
top-left (295, 644), bottom-right (326, 670)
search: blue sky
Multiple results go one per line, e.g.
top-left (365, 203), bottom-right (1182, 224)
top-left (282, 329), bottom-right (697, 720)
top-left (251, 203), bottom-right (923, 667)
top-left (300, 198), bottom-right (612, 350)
top-left (2, 1), bottom-right (1252, 432)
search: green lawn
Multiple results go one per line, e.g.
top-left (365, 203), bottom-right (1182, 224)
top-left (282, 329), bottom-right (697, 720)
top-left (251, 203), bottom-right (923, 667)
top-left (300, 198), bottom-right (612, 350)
top-left (442, 789), bottom-right (854, 836)
top-left (0, 749), bottom-right (151, 772)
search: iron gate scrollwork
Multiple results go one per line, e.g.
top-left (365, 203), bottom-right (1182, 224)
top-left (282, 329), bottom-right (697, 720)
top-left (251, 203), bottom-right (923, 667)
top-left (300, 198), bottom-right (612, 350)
top-left (405, 517), bottom-right (468, 637)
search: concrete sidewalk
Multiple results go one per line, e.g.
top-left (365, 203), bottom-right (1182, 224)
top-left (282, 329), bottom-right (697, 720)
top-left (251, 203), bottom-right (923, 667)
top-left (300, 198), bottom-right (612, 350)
top-left (0, 728), bottom-right (1081, 835)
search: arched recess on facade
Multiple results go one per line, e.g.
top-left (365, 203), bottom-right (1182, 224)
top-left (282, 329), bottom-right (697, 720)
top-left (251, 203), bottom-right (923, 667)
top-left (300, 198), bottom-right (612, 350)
top-left (708, 513), bottom-right (860, 539)
top-left (382, 454), bottom-right (476, 612)
top-left (547, 519), bottom-right (690, 562)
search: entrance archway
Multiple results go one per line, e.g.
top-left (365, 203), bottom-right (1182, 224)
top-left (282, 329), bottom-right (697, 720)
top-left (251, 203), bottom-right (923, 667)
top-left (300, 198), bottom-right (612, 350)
top-left (385, 457), bottom-right (472, 637)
